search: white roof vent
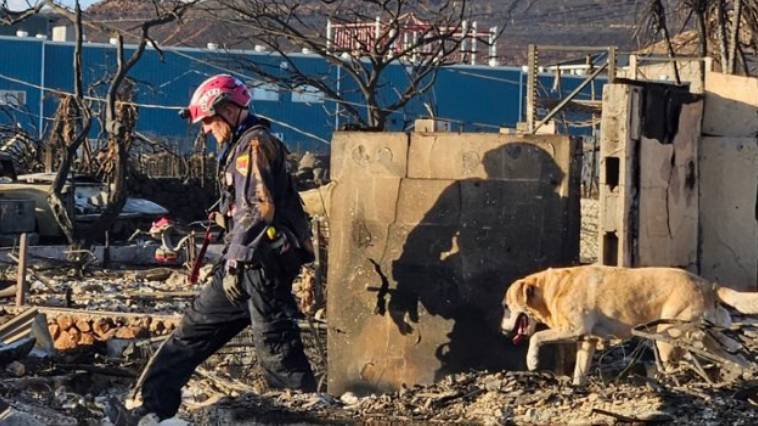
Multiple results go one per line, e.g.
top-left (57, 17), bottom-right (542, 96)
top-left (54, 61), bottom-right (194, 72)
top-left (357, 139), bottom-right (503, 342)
top-left (35, 34), bottom-right (47, 40)
top-left (254, 44), bottom-right (267, 52)
top-left (207, 42), bottom-right (218, 50)
top-left (16, 30), bottom-right (29, 38)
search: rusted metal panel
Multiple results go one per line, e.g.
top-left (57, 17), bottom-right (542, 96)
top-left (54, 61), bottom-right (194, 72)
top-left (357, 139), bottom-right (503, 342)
top-left (327, 131), bottom-right (581, 395)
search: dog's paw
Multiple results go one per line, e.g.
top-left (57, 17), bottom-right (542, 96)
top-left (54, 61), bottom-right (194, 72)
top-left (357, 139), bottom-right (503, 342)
top-left (526, 353), bottom-right (539, 371)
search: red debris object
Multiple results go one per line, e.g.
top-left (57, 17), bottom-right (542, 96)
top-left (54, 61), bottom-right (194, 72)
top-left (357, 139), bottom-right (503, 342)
top-left (188, 222), bottom-right (213, 284)
top-left (154, 247), bottom-right (178, 264)
top-left (149, 216), bottom-right (172, 236)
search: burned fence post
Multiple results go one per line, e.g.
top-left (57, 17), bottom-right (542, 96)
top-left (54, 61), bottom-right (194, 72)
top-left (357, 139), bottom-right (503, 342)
top-left (15, 232), bottom-right (28, 307)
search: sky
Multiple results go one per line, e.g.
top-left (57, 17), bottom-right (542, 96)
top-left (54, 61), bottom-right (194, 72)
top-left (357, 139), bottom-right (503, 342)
top-left (6, 0), bottom-right (99, 11)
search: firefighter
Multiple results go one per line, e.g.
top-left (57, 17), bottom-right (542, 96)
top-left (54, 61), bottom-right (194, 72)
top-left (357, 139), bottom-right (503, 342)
top-left (133, 74), bottom-right (316, 422)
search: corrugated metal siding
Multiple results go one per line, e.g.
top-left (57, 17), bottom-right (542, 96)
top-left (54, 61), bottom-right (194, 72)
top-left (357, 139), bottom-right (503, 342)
top-left (0, 36), bottom-right (605, 154)
top-left (0, 37), bottom-right (42, 132)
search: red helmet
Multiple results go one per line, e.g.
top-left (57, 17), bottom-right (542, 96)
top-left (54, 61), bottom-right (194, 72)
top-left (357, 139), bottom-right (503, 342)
top-left (184, 74), bottom-right (251, 124)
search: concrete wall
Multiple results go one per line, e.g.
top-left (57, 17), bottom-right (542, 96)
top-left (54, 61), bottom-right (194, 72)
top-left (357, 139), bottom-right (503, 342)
top-left (621, 57), bottom-right (712, 94)
top-left (598, 84), bottom-right (637, 266)
top-left (327, 131), bottom-right (581, 395)
top-left (699, 137), bottom-right (757, 290)
top-left (598, 82), bottom-right (702, 269)
top-left (703, 72), bottom-right (758, 138)
top-left (599, 73), bottom-right (757, 290)
top-left (698, 71), bottom-right (758, 290)
top-left (637, 99), bottom-right (701, 269)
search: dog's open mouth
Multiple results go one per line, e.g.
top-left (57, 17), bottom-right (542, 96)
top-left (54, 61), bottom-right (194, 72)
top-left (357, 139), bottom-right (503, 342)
top-left (512, 313), bottom-right (529, 345)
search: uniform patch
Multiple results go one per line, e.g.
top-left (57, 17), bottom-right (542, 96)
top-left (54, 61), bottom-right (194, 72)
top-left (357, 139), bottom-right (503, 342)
top-left (236, 154), bottom-right (250, 176)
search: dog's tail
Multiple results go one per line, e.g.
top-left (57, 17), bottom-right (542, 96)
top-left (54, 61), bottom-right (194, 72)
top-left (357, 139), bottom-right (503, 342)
top-left (717, 286), bottom-right (758, 314)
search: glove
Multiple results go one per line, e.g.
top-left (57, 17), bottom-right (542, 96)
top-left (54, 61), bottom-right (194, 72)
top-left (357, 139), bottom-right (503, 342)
top-left (222, 262), bottom-right (243, 303)
top-left (209, 211), bottom-right (227, 230)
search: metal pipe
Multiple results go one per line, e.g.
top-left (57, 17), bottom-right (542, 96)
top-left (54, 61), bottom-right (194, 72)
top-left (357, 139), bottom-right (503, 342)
top-left (38, 38), bottom-right (45, 139)
top-left (470, 21), bottom-right (477, 65)
top-left (460, 20), bottom-right (468, 63)
top-left (535, 45), bottom-right (617, 52)
top-left (334, 65), bottom-right (341, 130)
top-left (517, 69), bottom-right (524, 124)
top-left (532, 62), bottom-right (608, 134)
top-left (326, 19), bottom-right (332, 53)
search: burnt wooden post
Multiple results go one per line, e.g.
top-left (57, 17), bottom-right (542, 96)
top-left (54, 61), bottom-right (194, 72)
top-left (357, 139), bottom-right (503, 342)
top-left (15, 233), bottom-right (28, 307)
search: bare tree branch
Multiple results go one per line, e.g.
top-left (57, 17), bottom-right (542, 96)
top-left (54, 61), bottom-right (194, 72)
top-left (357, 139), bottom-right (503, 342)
top-left (211, 0), bottom-right (481, 129)
top-left (727, 0), bottom-right (743, 73)
top-left (0, 0), bottom-right (44, 25)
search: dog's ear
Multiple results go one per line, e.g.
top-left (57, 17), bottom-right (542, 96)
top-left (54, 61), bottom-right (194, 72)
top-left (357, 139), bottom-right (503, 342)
top-left (521, 278), bottom-right (536, 306)
top-left (506, 279), bottom-right (524, 306)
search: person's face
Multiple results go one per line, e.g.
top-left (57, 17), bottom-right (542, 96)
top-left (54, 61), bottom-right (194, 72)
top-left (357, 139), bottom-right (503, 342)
top-left (201, 114), bottom-right (232, 144)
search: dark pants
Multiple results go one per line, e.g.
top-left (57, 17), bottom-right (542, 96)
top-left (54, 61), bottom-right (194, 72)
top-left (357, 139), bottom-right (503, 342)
top-left (140, 249), bottom-right (316, 419)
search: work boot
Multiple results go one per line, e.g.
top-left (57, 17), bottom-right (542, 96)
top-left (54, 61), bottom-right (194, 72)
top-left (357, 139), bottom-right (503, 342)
top-left (136, 412), bottom-right (162, 426)
top-left (104, 397), bottom-right (159, 426)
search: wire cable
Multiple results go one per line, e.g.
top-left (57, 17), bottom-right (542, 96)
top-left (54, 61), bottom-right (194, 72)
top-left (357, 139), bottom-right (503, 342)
top-left (0, 71), bottom-right (330, 144)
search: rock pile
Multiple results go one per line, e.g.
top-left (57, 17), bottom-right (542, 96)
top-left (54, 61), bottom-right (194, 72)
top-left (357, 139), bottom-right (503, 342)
top-left (47, 314), bottom-right (175, 351)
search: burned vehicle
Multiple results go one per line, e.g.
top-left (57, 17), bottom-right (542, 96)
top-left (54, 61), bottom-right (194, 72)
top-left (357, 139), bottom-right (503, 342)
top-left (0, 158), bottom-right (168, 244)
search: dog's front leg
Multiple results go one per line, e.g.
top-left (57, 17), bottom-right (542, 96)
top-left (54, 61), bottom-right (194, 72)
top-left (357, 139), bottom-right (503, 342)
top-left (527, 329), bottom-right (582, 371)
top-left (573, 340), bottom-right (596, 386)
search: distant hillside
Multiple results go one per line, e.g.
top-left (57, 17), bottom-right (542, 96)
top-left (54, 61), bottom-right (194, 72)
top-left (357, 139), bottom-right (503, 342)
top-left (82, 0), bottom-right (656, 65)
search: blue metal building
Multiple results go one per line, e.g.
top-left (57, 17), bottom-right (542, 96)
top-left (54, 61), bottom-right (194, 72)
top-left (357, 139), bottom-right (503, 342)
top-left (0, 35), bottom-right (604, 154)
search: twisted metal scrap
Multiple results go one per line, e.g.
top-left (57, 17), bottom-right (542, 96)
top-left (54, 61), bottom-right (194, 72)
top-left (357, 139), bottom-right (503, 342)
top-left (631, 318), bottom-right (753, 384)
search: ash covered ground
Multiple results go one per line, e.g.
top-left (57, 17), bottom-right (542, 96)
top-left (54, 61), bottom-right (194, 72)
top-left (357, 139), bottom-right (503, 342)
top-left (2, 204), bottom-right (758, 425)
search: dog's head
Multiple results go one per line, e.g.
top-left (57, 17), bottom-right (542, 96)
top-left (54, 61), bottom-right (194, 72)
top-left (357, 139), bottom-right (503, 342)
top-left (501, 274), bottom-right (543, 345)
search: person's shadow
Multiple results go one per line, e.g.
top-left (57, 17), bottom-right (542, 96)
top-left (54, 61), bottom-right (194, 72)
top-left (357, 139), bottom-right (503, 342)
top-left (387, 142), bottom-right (575, 380)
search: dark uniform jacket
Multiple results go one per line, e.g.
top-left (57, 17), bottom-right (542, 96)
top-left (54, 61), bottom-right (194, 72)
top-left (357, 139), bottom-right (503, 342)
top-left (218, 115), bottom-right (311, 264)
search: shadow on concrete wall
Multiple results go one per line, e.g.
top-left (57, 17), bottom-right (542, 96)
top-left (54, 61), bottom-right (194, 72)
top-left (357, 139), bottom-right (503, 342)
top-left (388, 142), bottom-right (569, 381)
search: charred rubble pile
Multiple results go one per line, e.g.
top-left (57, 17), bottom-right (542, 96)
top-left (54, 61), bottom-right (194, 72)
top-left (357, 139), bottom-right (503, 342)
top-left (2, 143), bottom-right (755, 424)
top-left (0, 259), bottom-right (327, 425)
top-left (289, 151), bottom-right (329, 191)
top-left (123, 150), bottom-right (328, 224)
top-left (127, 175), bottom-right (217, 223)
top-left (192, 368), bottom-right (758, 425)
top-left (1, 294), bottom-right (758, 425)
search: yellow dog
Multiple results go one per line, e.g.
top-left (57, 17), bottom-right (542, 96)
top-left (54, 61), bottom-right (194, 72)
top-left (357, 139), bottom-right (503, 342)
top-left (501, 265), bottom-right (758, 385)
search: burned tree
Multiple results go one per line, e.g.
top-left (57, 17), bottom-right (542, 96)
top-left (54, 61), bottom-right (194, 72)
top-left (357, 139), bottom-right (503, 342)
top-left (210, 0), bottom-right (490, 130)
top-left (1, 0), bottom-right (199, 248)
top-left (47, 1), bottom-right (91, 247)
top-left (639, 0), bottom-right (758, 76)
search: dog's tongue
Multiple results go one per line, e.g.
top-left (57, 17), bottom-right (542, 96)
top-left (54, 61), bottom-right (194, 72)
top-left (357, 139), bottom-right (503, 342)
top-left (512, 333), bottom-right (524, 345)
top-left (512, 314), bottom-right (528, 345)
